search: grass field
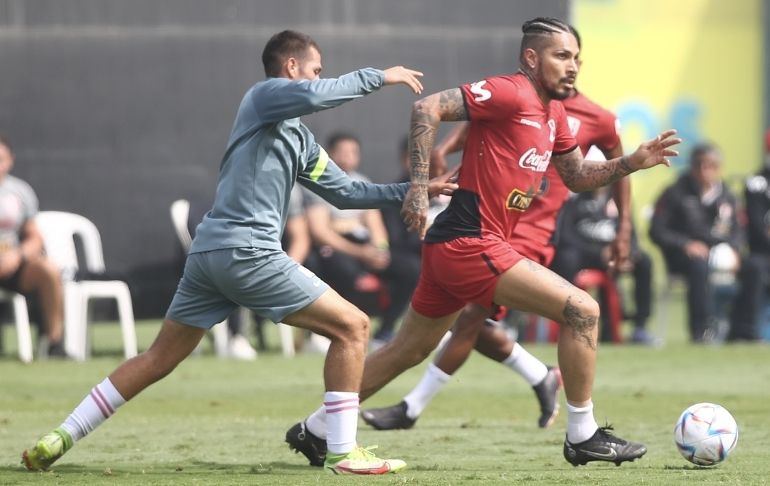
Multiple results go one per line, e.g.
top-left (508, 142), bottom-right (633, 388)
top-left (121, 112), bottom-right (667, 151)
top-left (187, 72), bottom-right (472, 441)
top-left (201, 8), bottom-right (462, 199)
top-left (1, 310), bottom-right (769, 485)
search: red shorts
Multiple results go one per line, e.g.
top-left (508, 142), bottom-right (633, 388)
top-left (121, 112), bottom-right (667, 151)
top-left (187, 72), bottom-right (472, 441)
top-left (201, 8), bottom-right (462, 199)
top-left (509, 236), bottom-right (555, 267)
top-left (412, 237), bottom-right (525, 318)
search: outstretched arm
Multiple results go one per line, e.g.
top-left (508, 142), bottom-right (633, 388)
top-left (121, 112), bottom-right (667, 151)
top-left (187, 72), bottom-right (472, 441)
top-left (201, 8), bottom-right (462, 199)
top-left (552, 129), bottom-right (681, 193)
top-left (402, 88), bottom-right (469, 238)
top-left (257, 66), bottom-right (423, 124)
top-left (298, 144), bottom-right (457, 210)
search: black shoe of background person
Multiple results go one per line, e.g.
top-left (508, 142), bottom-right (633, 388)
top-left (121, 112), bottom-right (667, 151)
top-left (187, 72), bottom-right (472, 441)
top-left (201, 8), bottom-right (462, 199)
top-left (360, 401), bottom-right (416, 430)
top-left (533, 366), bottom-right (562, 428)
top-left (285, 421), bottom-right (326, 467)
top-left (47, 341), bottom-right (71, 359)
top-left (563, 426), bottom-right (647, 466)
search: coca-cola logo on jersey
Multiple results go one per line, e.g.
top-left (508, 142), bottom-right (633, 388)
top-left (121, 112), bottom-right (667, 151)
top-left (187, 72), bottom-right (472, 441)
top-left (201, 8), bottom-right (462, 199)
top-left (518, 148), bottom-right (552, 172)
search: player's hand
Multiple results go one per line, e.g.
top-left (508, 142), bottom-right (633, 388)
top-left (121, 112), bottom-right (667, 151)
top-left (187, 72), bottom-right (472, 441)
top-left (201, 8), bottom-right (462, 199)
top-left (427, 165), bottom-right (459, 198)
top-left (0, 248), bottom-right (22, 278)
top-left (607, 228), bottom-right (632, 272)
top-left (383, 66), bottom-right (424, 95)
top-left (360, 244), bottom-right (390, 271)
top-left (401, 186), bottom-right (430, 239)
top-left (628, 129), bottom-right (681, 170)
top-left (684, 240), bottom-right (709, 259)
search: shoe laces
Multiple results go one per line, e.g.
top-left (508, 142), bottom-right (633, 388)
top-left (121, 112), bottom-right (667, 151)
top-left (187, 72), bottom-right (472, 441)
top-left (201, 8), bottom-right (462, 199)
top-left (596, 424), bottom-right (627, 445)
top-left (360, 445), bottom-right (379, 458)
top-left (345, 445), bottom-right (381, 462)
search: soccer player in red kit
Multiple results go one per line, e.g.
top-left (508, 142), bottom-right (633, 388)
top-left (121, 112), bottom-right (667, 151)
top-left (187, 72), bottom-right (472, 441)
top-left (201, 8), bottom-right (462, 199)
top-left (288, 17), bottom-right (679, 467)
top-left (360, 42), bottom-right (631, 432)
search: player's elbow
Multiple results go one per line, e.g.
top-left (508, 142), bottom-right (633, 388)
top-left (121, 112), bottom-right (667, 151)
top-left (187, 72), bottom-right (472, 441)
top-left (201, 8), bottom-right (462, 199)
top-left (412, 98), bottom-right (428, 114)
top-left (411, 97), bottom-right (439, 122)
top-left (332, 199), bottom-right (357, 210)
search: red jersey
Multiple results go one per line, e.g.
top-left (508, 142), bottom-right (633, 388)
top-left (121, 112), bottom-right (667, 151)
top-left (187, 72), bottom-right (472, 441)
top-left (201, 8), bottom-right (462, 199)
top-left (508, 90), bottom-right (621, 264)
top-left (425, 73), bottom-right (577, 244)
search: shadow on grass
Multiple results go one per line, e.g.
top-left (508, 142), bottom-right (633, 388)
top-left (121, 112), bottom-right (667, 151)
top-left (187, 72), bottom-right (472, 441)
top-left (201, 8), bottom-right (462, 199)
top-left (1, 461), bottom-right (319, 476)
top-left (663, 464), bottom-right (719, 471)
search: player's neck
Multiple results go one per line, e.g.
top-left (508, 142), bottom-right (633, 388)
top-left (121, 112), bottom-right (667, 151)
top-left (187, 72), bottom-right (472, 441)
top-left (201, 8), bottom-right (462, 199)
top-left (518, 68), bottom-right (552, 106)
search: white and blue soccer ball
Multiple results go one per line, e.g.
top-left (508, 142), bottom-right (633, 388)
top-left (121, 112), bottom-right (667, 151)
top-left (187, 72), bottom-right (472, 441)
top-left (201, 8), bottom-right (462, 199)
top-left (674, 402), bottom-right (738, 466)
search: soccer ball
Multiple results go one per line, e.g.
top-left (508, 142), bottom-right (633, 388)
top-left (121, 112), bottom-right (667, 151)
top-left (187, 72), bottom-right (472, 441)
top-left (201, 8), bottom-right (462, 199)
top-left (674, 402), bottom-right (738, 466)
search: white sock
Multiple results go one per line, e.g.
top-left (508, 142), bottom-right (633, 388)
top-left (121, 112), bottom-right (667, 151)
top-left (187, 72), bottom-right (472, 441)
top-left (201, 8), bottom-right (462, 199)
top-left (502, 343), bottom-right (548, 386)
top-left (60, 378), bottom-right (126, 441)
top-left (305, 405), bottom-right (327, 439)
top-left (323, 391), bottom-right (359, 455)
top-left (403, 363), bottom-right (451, 419)
top-left (566, 401), bottom-right (599, 444)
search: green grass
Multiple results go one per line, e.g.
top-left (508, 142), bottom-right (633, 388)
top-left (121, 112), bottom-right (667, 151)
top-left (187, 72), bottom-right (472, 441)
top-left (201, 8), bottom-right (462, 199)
top-left (1, 312), bottom-right (769, 485)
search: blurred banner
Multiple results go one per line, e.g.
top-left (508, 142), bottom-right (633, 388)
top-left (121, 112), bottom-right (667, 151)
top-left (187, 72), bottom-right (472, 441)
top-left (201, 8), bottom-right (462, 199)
top-left (574, 0), bottom-right (764, 216)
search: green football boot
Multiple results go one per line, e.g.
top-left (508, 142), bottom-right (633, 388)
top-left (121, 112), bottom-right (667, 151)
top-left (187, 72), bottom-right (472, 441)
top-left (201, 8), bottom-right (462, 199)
top-left (22, 427), bottom-right (73, 471)
top-left (325, 445), bottom-right (406, 475)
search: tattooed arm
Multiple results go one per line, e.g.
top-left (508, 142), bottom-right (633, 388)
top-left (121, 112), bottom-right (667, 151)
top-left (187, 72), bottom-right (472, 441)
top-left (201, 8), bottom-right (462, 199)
top-left (401, 88), bottom-right (469, 238)
top-left (552, 129), bottom-right (681, 193)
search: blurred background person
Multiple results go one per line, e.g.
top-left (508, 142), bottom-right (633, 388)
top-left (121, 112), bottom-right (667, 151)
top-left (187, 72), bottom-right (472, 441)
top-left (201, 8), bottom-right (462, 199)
top-left (552, 184), bottom-right (654, 344)
top-left (304, 132), bottom-right (409, 344)
top-left (0, 135), bottom-right (69, 358)
top-left (729, 129), bottom-right (770, 341)
top-left (377, 137), bottom-right (423, 343)
top-left (650, 143), bottom-right (742, 343)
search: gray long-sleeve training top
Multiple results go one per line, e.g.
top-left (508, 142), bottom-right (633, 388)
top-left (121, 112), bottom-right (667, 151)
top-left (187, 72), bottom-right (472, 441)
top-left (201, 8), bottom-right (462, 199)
top-left (190, 68), bottom-right (409, 254)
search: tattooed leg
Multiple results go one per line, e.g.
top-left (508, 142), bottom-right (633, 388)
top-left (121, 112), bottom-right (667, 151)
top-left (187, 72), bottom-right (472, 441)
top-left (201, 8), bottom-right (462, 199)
top-left (558, 293), bottom-right (599, 404)
top-left (492, 259), bottom-right (600, 405)
top-left (563, 295), bottom-right (598, 351)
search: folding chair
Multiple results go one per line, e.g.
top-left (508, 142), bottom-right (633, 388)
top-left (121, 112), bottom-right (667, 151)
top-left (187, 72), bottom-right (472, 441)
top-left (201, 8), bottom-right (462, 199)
top-left (35, 211), bottom-right (137, 361)
top-left (0, 290), bottom-right (33, 363)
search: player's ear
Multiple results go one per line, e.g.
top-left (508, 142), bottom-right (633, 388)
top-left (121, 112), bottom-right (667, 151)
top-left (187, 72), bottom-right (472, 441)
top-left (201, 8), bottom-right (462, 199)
top-left (523, 48), bottom-right (537, 70)
top-left (285, 57), bottom-right (299, 79)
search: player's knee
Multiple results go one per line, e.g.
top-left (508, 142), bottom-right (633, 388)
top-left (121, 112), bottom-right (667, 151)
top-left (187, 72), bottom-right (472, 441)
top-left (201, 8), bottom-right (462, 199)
top-left (330, 309), bottom-right (370, 345)
top-left (561, 292), bottom-right (600, 330)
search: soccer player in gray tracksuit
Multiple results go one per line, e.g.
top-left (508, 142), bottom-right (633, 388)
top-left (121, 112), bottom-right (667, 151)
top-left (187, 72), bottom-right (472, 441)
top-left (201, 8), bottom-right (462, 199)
top-left (23, 30), bottom-right (454, 476)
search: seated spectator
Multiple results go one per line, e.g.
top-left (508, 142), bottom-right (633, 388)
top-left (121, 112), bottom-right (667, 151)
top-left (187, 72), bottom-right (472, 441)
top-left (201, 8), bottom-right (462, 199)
top-left (378, 138), bottom-right (424, 341)
top-left (650, 142), bottom-right (744, 342)
top-left (304, 132), bottom-right (408, 343)
top-left (729, 130), bottom-right (770, 341)
top-left (551, 186), bottom-right (654, 343)
top-left (0, 135), bottom-right (69, 358)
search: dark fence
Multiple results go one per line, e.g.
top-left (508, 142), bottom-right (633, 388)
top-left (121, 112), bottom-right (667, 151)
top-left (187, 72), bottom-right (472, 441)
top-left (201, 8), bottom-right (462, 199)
top-left (0, 0), bottom-right (569, 317)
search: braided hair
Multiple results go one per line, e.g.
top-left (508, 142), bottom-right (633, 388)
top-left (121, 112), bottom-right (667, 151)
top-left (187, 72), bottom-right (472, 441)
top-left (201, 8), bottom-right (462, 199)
top-left (519, 17), bottom-right (579, 63)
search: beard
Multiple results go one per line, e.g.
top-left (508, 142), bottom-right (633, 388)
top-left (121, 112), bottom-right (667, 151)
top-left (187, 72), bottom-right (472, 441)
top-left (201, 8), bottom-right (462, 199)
top-left (537, 66), bottom-right (573, 100)
top-left (547, 85), bottom-right (571, 100)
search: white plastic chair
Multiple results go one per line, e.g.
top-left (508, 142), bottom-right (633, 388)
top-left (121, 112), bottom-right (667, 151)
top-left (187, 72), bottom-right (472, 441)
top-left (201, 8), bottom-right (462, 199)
top-left (170, 199), bottom-right (193, 252)
top-left (0, 290), bottom-right (33, 363)
top-left (35, 211), bottom-right (137, 361)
